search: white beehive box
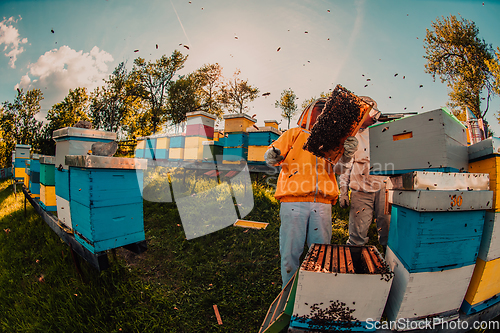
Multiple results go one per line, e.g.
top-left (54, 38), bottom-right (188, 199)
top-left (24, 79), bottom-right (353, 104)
top-left (369, 108), bottom-right (468, 175)
top-left (384, 247), bottom-right (475, 330)
top-left (290, 244), bottom-right (393, 332)
top-left (388, 171), bottom-right (490, 191)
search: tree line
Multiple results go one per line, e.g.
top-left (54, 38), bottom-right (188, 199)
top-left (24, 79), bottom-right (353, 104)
top-left (0, 50), bottom-right (268, 168)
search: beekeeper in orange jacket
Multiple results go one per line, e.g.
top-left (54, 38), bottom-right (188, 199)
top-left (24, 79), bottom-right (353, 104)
top-left (338, 96), bottom-right (390, 247)
top-left (264, 98), bottom-right (359, 286)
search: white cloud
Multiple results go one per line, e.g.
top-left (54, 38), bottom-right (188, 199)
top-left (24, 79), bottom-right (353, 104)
top-left (17, 45), bottom-right (114, 117)
top-left (0, 16), bottom-right (28, 68)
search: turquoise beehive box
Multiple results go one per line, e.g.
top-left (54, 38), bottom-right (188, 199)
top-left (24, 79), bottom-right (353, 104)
top-left (66, 155), bottom-right (147, 254)
top-left (29, 153), bottom-right (40, 196)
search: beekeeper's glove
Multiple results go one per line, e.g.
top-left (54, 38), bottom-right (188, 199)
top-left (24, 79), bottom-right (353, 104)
top-left (264, 147), bottom-right (284, 166)
top-left (343, 136), bottom-right (358, 159)
top-left (339, 186), bottom-right (349, 208)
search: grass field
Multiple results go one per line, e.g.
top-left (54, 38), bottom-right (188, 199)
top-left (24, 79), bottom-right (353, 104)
top-left (0, 175), bottom-right (446, 333)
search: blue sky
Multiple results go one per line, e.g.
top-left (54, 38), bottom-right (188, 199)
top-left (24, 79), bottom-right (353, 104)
top-left (2, 0), bottom-right (500, 133)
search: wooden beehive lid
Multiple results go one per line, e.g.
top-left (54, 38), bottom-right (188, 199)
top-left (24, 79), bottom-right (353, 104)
top-left (246, 126), bottom-right (282, 135)
top-left (39, 155), bottom-right (55, 165)
top-left (65, 155), bottom-right (147, 170)
top-left (223, 113), bottom-right (257, 122)
top-left (303, 85), bottom-right (372, 164)
top-left (136, 132), bottom-right (173, 140)
top-left (52, 127), bottom-right (117, 141)
top-left (15, 143), bottom-right (31, 149)
top-left (186, 111), bottom-right (217, 120)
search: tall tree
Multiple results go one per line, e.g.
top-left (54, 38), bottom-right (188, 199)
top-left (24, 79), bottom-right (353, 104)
top-left (275, 88), bottom-right (298, 129)
top-left (166, 74), bottom-right (200, 126)
top-left (38, 87), bottom-right (91, 155)
top-left (194, 63), bottom-right (225, 118)
top-left (45, 87), bottom-right (90, 131)
top-left (423, 15), bottom-right (496, 119)
top-left (221, 69), bottom-right (259, 113)
top-left (0, 88), bottom-right (44, 166)
top-left (90, 62), bottom-right (140, 135)
top-left (131, 50), bottom-right (188, 133)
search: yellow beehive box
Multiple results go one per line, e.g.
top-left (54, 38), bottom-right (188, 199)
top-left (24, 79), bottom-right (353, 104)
top-left (136, 140), bottom-right (146, 149)
top-left (15, 167), bottom-right (26, 180)
top-left (24, 173), bottom-right (30, 189)
top-left (185, 136), bottom-right (208, 148)
top-left (156, 137), bottom-right (170, 150)
top-left (40, 184), bottom-right (57, 206)
top-left (463, 257), bottom-right (500, 312)
top-left (223, 114), bottom-right (257, 133)
top-left (264, 120), bottom-right (279, 130)
top-left (248, 146), bottom-right (268, 162)
top-left (184, 147), bottom-right (204, 160)
top-left (169, 148), bottom-right (184, 160)
top-left (469, 156), bottom-right (500, 211)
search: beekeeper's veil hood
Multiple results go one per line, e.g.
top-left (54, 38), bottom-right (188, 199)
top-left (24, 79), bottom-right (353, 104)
top-left (297, 98), bottom-right (327, 131)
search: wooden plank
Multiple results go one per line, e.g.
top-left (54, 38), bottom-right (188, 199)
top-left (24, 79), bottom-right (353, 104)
top-left (313, 244), bottom-right (326, 272)
top-left (233, 219), bottom-right (268, 229)
top-left (330, 244), bottom-right (338, 272)
top-left (213, 304), bottom-right (223, 325)
top-left (338, 245), bottom-right (346, 273)
top-left (322, 245), bottom-right (332, 273)
top-left (368, 246), bottom-right (384, 271)
top-left (344, 246), bottom-right (355, 273)
top-left (302, 244), bottom-right (320, 271)
top-left (362, 247), bottom-right (376, 274)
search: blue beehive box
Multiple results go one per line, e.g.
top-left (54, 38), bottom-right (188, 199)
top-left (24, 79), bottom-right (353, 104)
top-left (248, 130), bottom-right (280, 146)
top-left (225, 132), bottom-right (248, 148)
top-left (169, 135), bottom-right (185, 148)
top-left (66, 155), bottom-right (147, 253)
top-left (29, 154), bottom-right (40, 196)
top-left (388, 204), bottom-right (485, 273)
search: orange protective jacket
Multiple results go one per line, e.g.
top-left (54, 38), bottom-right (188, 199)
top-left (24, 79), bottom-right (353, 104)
top-left (270, 127), bottom-right (339, 204)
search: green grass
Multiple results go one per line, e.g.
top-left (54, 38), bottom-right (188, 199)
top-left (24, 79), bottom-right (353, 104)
top-left (0, 177), bottom-right (385, 333)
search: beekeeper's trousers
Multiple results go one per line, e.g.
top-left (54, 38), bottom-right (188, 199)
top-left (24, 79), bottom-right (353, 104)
top-left (346, 189), bottom-right (390, 246)
top-left (279, 201), bottom-right (332, 286)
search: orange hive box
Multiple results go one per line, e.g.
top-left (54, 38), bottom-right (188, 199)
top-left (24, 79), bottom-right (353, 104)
top-left (303, 84), bottom-right (372, 165)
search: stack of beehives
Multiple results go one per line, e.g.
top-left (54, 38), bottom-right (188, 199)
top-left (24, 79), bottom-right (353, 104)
top-left (247, 120), bottom-right (281, 165)
top-left (222, 113), bottom-right (257, 164)
top-left (135, 134), bottom-right (169, 161)
top-left (39, 155), bottom-right (56, 212)
top-left (369, 108), bottom-right (493, 326)
top-left (13, 143), bottom-right (30, 182)
top-left (184, 111), bottom-right (216, 162)
top-left (463, 138), bottom-right (500, 314)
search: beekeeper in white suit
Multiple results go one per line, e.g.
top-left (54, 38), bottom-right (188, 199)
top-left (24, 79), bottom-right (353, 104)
top-left (339, 96), bottom-right (391, 248)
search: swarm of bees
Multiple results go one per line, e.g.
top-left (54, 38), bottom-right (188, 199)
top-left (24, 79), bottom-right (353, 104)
top-left (303, 84), bottom-right (371, 162)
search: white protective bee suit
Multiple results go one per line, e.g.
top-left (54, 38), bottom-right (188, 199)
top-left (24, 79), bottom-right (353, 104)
top-left (338, 97), bottom-right (391, 246)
